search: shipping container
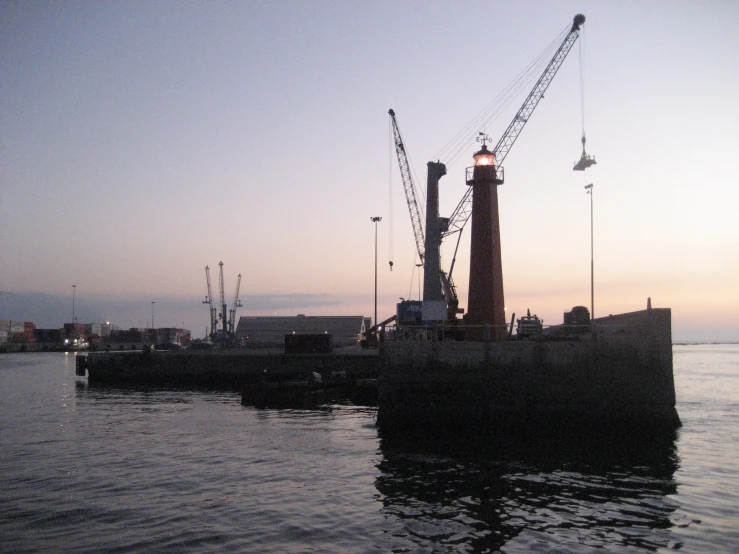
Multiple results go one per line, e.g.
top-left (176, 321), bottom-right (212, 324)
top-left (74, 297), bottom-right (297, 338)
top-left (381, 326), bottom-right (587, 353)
top-left (0, 331), bottom-right (8, 343)
top-left (0, 320), bottom-right (10, 332)
top-left (34, 329), bottom-right (63, 343)
top-left (10, 321), bottom-right (24, 333)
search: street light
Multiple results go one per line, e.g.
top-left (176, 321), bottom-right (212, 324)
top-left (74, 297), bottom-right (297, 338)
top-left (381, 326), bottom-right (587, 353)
top-left (72, 285), bottom-right (76, 324)
top-left (585, 183), bottom-right (594, 321)
top-left (371, 216), bottom-right (382, 330)
top-left (416, 263), bottom-right (423, 300)
top-left (151, 301), bottom-right (155, 341)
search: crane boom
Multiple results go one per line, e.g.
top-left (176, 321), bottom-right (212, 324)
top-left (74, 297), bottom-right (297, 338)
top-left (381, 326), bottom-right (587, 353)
top-left (218, 261), bottom-right (227, 335)
top-left (228, 273), bottom-right (243, 335)
top-left (204, 266), bottom-right (218, 338)
top-left (389, 109), bottom-right (425, 263)
top-left (444, 14), bottom-right (586, 238)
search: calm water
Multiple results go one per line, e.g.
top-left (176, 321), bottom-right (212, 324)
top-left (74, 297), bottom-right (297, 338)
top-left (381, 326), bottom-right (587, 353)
top-left (1, 344), bottom-right (737, 553)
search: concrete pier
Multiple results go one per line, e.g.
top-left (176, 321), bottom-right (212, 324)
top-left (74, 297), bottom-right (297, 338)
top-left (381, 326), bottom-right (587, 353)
top-left (80, 307), bottom-right (679, 438)
top-left (82, 349), bottom-right (379, 391)
top-left (377, 308), bottom-right (680, 437)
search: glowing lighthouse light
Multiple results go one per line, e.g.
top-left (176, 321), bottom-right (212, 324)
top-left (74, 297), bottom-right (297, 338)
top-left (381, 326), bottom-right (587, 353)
top-left (473, 143), bottom-right (496, 166)
top-left (467, 133), bottom-right (504, 186)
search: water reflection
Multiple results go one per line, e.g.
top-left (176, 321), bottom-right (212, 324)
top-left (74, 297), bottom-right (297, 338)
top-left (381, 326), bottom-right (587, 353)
top-left (376, 430), bottom-right (680, 552)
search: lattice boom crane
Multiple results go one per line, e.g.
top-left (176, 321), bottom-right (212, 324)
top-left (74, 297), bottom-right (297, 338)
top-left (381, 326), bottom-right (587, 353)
top-left (203, 266), bottom-right (218, 337)
top-left (389, 109), bottom-right (425, 264)
top-left (444, 14), bottom-right (586, 239)
top-left (228, 273), bottom-right (243, 335)
top-left (218, 261), bottom-right (227, 335)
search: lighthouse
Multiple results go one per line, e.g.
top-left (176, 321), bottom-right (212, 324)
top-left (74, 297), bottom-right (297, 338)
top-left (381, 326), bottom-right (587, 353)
top-left (465, 136), bottom-right (507, 341)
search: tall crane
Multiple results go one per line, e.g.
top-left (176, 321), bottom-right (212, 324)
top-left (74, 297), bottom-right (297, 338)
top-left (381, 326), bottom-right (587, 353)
top-left (390, 110), bottom-right (460, 319)
top-left (218, 261), bottom-right (227, 335)
top-left (391, 14), bottom-right (586, 321)
top-left (443, 14), bottom-right (586, 240)
top-left (203, 266), bottom-right (218, 338)
top-left (228, 273), bottom-right (243, 335)
top-left (389, 109), bottom-right (425, 264)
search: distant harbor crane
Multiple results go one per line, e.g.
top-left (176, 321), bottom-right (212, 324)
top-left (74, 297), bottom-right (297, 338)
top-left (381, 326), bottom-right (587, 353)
top-left (203, 266), bottom-right (218, 338)
top-left (228, 273), bottom-right (243, 336)
top-left (203, 262), bottom-right (242, 343)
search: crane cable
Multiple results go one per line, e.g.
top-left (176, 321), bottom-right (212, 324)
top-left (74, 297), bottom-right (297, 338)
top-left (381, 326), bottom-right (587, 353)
top-left (579, 23), bottom-right (587, 144)
top-left (433, 24), bottom-right (570, 168)
top-left (439, 26), bottom-right (567, 166)
top-left (388, 117), bottom-right (394, 271)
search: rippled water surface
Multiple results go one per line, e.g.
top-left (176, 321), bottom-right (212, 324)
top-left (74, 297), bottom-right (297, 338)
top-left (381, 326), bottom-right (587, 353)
top-left (1, 345), bottom-right (738, 552)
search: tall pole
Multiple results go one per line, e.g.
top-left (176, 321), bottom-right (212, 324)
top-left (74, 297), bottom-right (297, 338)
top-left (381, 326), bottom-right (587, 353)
top-left (585, 184), bottom-right (594, 321)
top-left (72, 285), bottom-right (76, 324)
top-left (151, 301), bottom-right (155, 340)
top-left (416, 263), bottom-right (422, 300)
top-left (371, 217), bottom-right (382, 329)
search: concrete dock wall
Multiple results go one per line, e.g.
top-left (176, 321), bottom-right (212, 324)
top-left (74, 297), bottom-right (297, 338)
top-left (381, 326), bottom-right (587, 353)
top-left (84, 350), bottom-right (379, 390)
top-left (377, 308), bottom-right (679, 436)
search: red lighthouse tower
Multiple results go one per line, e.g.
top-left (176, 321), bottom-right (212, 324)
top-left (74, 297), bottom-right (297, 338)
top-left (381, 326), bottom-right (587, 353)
top-left (465, 136), bottom-right (507, 341)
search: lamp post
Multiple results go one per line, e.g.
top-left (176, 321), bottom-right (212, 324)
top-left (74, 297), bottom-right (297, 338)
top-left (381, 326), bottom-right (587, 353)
top-left (72, 285), bottom-right (76, 324)
top-left (151, 301), bottom-right (155, 342)
top-left (585, 183), bottom-right (594, 321)
top-left (371, 216), bottom-right (382, 330)
top-left (416, 263), bottom-right (423, 300)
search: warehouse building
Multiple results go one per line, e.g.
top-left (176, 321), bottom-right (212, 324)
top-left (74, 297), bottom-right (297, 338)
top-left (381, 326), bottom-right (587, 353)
top-left (235, 314), bottom-right (369, 348)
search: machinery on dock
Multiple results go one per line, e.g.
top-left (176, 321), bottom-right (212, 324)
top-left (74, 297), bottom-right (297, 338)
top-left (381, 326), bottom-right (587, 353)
top-left (515, 310), bottom-right (544, 339)
top-left (361, 314), bottom-right (397, 349)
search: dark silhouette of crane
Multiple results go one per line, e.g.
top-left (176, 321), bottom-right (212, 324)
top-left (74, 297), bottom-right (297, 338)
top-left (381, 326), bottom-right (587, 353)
top-left (203, 265), bottom-right (218, 338)
top-left (203, 262), bottom-right (242, 344)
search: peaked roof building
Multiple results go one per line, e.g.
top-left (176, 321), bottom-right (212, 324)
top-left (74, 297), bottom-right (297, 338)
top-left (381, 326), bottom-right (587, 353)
top-left (235, 315), bottom-right (368, 347)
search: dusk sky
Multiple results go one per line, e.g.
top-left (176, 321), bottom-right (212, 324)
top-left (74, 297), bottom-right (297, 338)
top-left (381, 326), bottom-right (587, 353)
top-left (1, 1), bottom-right (737, 341)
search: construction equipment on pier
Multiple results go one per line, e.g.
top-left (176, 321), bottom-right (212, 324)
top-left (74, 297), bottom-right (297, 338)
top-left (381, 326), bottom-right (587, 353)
top-left (360, 314), bottom-right (397, 349)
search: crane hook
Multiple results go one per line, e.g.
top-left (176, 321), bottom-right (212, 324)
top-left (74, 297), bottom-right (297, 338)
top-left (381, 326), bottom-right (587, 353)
top-left (573, 133), bottom-right (597, 171)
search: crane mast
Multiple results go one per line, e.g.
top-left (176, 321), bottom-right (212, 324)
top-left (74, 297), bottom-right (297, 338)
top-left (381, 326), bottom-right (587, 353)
top-left (218, 261), bottom-right (227, 335)
top-left (389, 109), bottom-right (425, 264)
top-left (444, 14), bottom-right (586, 239)
top-left (228, 273), bottom-right (243, 335)
top-left (203, 266), bottom-right (218, 338)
